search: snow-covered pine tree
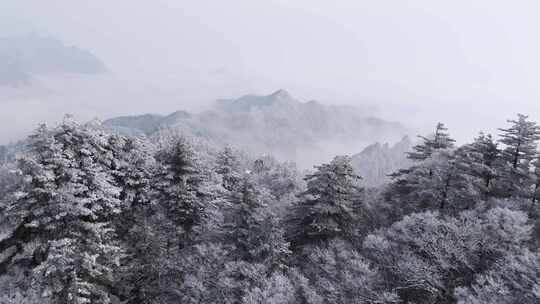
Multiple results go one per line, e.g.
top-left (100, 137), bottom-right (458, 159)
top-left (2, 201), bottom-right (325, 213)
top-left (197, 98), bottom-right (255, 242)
top-left (496, 114), bottom-right (540, 198)
top-left (120, 209), bottom-right (181, 304)
top-left (532, 155), bottom-right (540, 204)
top-left (387, 124), bottom-right (480, 213)
top-left (214, 175), bottom-right (292, 304)
top-left (455, 133), bottom-right (499, 199)
top-left (153, 135), bottom-right (209, 247)
top-left (223, 174), bottom-right (290, 266)
top-left (287, 156), bottom-right (362, 248)
top-left (388, 122), bottom-right (455, 193)
top-left (215, 145), bottom-right (242, 192)
top-left (392, 150), bottom-right (476, 213)
top-left (224, 175), bottom-right (266, 261)
top-left (407, 122), bottom-right (455, 161)
top-left (429, 149), bottom-right (477, 211)
top-left (1, 119), bottom-right (124, 303)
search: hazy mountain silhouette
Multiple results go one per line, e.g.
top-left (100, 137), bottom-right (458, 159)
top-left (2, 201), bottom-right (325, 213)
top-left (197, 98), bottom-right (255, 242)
top-left (351, 136), bottom-right (413, 186)
top-left (0, 33), bottom-right (105, 87)
top-left (105, 90), bottom-right (410, 168)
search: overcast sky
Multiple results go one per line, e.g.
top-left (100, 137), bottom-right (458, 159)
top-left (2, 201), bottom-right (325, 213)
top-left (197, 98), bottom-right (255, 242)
top-left (2, 0), bottom-right (540, 144)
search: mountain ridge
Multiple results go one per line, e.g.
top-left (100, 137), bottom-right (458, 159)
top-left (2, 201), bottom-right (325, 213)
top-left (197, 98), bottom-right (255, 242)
top-left (104, 90), bottom-right (410, 168)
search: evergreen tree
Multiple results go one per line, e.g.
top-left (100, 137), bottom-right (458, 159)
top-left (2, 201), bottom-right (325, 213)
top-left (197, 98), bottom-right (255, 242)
top-left (1, 119), bottom-right (124, 303)
top-left (224, 175), bottom-right (290, 267)
top-left (496, 114), bottom-right (540, 198)
top-left (407, 122), bottom-right (455, 161)
top-left (533, 155), bottom-right (540, 204)
top-left (387, 124), bottom-right (481, 214)
top-left (287, 156), bottom-right (362, 248)
top-left (455, 133), bottom-right (499, 198)
top-left (121, 210), bottom-right (181, 304)
top-left (153, 136), bottom-right (209, 245)
top-left (224, 175), bottom-right (266, 261)
top-left (215, 145), bottom-right (243, 191)
top-left (387, 149), bottom-right (476, 214)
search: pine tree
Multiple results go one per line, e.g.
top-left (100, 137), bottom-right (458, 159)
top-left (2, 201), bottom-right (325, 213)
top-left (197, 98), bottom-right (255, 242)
top-left (387, 149), bottom-right (477, 214)
top-left (407, 122), bottom-right (455, 161)
top-left (215, 145), bottom-right (242, 191)
top-left (121, 210), bottom-right (181, 304)
top-left (455, 133), bottom-right (500, 199)
top-left (153, 136), bottom-right (209, 245)
top-left (1, 119), bottom-right (124, 303)
top-left (496, 114), bottom-right (540, 198)
top-left (224, 175), bottom-right (290, 266)
top-left (387, 124), bottom-right (483, 214)
top-left (287, 156), bottom-right (362, 248)
top-left (532, 155), bottom-right (540, 204)
top-left (224, 175), bottom-right (266, 261)
top-left (389, 122), bottom-right (455, 189)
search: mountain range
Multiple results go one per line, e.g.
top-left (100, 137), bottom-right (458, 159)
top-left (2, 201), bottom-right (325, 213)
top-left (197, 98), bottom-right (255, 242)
top-left (104, 90), bottom-right (410, 168)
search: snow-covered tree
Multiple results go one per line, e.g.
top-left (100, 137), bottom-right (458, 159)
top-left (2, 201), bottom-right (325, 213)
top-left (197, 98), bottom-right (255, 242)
top-left (300, 239), bottom-right (399, 304)
top-left (455, 133), bottom-right (500, 199)
top-left (215, 145), bottom-right (243, 192)
top-left (496, 114), bottom-right (540, 198)
top-left (223, 175), bottom-right (268, 261)
top-left (287, 156), bottom-right (362, 248)
top-left (242, 272), bottom-right (296, 304)
top-left (407, 122), bottom-right (455, 161)
top-left (225, 175), bottom-right (291, 268)
top-left (387, 149), bottom-right (477, 214)
top-left (532, 155), bottom-right (540, 204)
top-left (455, 250), bottom-right (540, 304)
top-left (386, 123), bottom-right (469, 215)
top-left (1, 119), bottom-right (125, 303)
top-left (363, 207), bottom-right (531, 303)
top-left (153, 135), bottom-right (209, 245)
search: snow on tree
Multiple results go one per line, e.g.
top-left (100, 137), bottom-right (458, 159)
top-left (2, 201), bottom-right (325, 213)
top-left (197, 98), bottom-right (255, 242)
top-left (215, 145), bottom-right (243, 192)
top-left (407, 122), bottom-right (455, 161)
top-left (496, 114), bottom-right (540, 198)
top-left (153, 135), bottom-right (210, 245)
top-left (223, 175), bottom-right (268, 261)
top-left (0, 118), bottom-right (125, 303)
top-left (455, 133), bottom-right (500, 199)
top-left (3, 112), bottom-right (540, 304)
top-left (455, 250), bottom-right (540, 304)
top-left (287, 156), bottom-right (362, 248)
top-left (228, 176), bottom-right (290, 265)
top-left (299, 239), bottom-right (399, 304)
top-left (242, 272), bottom-right (296, 304)
top-left (386, 123), bottom-right (470, 214)
top-left (386, 149), bottom-right (478, 214)
top-left (532, 154), bottom-right (540, 204)
top-left (363, 207), bottom-right (531, 303)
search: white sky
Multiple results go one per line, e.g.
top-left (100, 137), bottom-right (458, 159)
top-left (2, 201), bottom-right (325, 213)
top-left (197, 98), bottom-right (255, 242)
top-left (1, 0), bottom-right (540, 144)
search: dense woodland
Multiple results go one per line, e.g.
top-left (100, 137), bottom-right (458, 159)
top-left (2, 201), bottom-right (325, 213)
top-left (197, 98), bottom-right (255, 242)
top-left (0, 114), bottom-right (539, 304)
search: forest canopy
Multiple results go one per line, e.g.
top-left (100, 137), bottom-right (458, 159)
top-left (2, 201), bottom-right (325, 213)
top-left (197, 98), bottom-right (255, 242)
top-left (0, 114), bottom-right (539, 304)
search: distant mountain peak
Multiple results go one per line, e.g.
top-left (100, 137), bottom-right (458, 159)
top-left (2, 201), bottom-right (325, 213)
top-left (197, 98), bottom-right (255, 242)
top-left (269, 89), bottom-right (292, 100)
top-left (217, 90), bottom-right (298, 112)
